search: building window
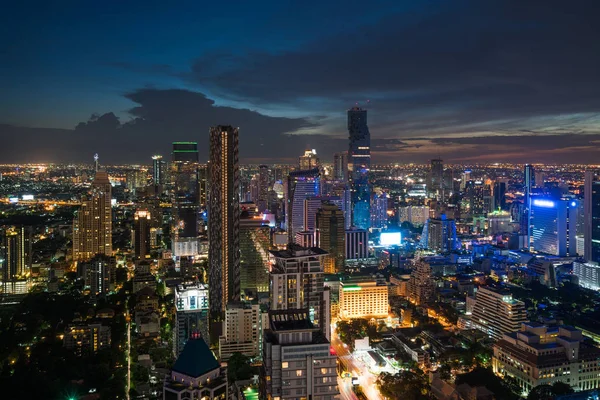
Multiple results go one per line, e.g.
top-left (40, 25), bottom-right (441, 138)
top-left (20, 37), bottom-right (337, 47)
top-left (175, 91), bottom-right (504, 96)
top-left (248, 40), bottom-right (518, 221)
top-left (282, 362), bottom-right (289, 369)
top-left (296, 370), bottom-right (303, 377)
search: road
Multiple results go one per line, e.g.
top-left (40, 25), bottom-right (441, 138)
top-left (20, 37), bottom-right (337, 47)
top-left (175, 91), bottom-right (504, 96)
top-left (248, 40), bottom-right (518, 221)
top-left (330, 329), bottom-right (383, 400)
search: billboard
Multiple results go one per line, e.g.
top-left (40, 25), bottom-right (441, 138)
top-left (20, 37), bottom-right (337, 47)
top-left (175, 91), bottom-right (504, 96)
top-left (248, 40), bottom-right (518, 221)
top-left (380, 232), bottom-right (401, 246)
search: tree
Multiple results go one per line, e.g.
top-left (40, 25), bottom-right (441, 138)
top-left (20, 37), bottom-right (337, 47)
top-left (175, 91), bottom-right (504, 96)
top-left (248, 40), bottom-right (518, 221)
top-left (528, 382), bottom-right (574, 400)
top-left (227, 352), bottom-right (255, 382)
top-left (376, 370), bottom-right (429, 400)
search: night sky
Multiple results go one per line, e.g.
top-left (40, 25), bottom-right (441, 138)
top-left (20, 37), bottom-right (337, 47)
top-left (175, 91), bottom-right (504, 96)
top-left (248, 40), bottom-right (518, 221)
top-left (2, 0), bottom-right (600, 164)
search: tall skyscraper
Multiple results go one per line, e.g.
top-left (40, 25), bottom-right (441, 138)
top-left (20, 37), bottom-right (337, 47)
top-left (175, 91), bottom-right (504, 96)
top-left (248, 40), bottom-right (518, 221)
top-left (345, 228), bottom-right (368, 260)
top-left (347, 107), bottom-right (371, 229)
top-left (419, 213), bottom-right (460, 253)
top-left (585, 171), bottom-right (600, 263)
top-left (174, 282), bottom-right (210, 355)
top-left (523, 164), bottom-right (536, 246)
top-left (285, 168), bottom-right (321, 242)
top-left (151, 155), bottom-right (166, 191)
top-left (239, 216), bottom-right (271, 298)
top-left (299, 149), bottom-right (319, 170)
top-left (428, 158), bottom-right (444, 199)
top-left (531, 197), bottom-right (579, 256)
top-left (493, 181), bottom-right (507, 210)
top-left (316, 202), bottom-right (345, 274)
top-left (408, 258), bottom-right (435, 305)
top-left (370, 192), bottom-right (389, 229)
top-left (133, 209), bottom-right (151, 259)
top-left (1, 226), bottom-right (32, 281)
top-left (171, 142), bottom-right (199, 239)
top-left (333, 151), bottom-right (348, 181)
top-left (198, 164), bottom-right (208, 209)
top-left (258, 164), bottom-right (269, 213)
top-left (208, 125), bottom-right (241, 315)
top-left (73, 170), bottom-right (112, 262)
top-left (81, 254), bottom-right (115, 295)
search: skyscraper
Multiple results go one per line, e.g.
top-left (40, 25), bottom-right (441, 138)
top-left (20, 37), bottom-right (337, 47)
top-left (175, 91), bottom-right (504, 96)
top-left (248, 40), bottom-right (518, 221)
top-left (523, 164), bottom-right (536, 246)
top-left (428, 159), bottom-right (444, 199)
top-left (345, 228), bottom-right (368, 260)
top-left (531, 197), bottom-right (579, 256)
top-left (239, 216), bottom-right (271, 298)
top-left (258, 164), bottom-right (269, 213)
top-left (299, 149), bottom-right (319, 170)
top-left (333, 151), bottom-right (348, 181)
top-left (151, 155), bottom-right (166, 192)
top-left (1, 226), bottom-right (32, 281)
top-left (347, 107), bottom-right (371, 229)
top-left (133, 209), bottom-right (151, 259)
top-left (419, 213), bottom-right (460, 253)
top-left (81, 254), bottom-right (115, 295)
top-left (73, 170), bottom-right (112, 262)
top-left (174, 282), bottom-right (210, 355)
top-left (208, 125), bottom-right (241, 315)
top-left (171, 142), bottom-right (199, 239)
top-left (585, 170), bottom-right (600, 263)
top-left (370, 192), bottom-right (389, 229)
top-left (285, 168), bottom-right (320, 242)
top-left (198, 164), bottom-right (208, 210)
top-left (316, 202), bottom-right (345, 274)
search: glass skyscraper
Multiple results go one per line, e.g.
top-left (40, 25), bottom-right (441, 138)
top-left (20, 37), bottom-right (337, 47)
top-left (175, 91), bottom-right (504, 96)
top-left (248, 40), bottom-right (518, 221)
top-left (585, 171), bottom-right (600, 263)
top-left (347, 107), bottom-right (371, 229)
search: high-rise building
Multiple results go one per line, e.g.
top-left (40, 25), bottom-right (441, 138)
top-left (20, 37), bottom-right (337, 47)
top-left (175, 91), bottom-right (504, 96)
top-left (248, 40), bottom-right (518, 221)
top-left (493, 181), bottom-right (507, 210)
top-left (370, 192), bottom-right (389, 229)
top-left (303, 196), bottom-right (343, 234)
top-left (530, 197), bottom-right (578, 256)
top-left (408, 258), bottom-right (435, 305)
top-left (239, 216), bottom-right (270, 299)
top-left (261, 309), bottom-right (339, 400)
top-left (133, 209), bottom-right (151, 259)
top-left (345, 228), bottom-right (368, 260)
top-left (198, 164), bottom-right (208, 210)
top-left (333, 151), bottom-right (348, 181)
top-left (487, 210), bottom-right (512, 235)
top-left (295, 231), bottom-right (316, 248)
top-left (398, 205), bottom-right (429, 227)
top-left (258, 164), bottom-right (269, 213)
top-left (80, 254), bottom-right (116, 295)
top-left (523, 164), bottom-right (536, 245)
top-left (299, 149), bottom-right (319, 170)
top-left (171, 142), bottom-right (199, 239)
top-left (428, 158), bottom-right (444, 199)
top-left (151, 155), bottom-right (166, 187)
top-left (419, 214), bottom-right (460, 253)
top-left (316, 202), bottom-right (345, 274)
top-left (573, 260), bottom-right (600, 290)
top-left (174, 282), bottom-right (210, 355)
top-left (339, 278), bottom-right (388, 319)
top-left (218, 303), bottom-right (260, 361)
top-left (285, 168), bottom-right (320, 242)
top-left (1, 226), bottom-right (32, 281)
top-left (347, 107), bottom-right (371, 229)
top-left (268, 245), bottom-right (329, 339)
top-left (73, 170), bottom-right (112, 262)
top-left (468, 286), bottom-right (527, 341)
top-left (208, 126), bottom-right (241, 315)
top-left (584, 170), bottom-right (600, 263)
top-left (493, 323), bottom-right (600, 395)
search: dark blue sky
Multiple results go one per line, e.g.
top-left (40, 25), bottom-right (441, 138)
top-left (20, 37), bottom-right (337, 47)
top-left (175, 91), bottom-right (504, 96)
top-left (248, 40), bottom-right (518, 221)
top-left (2, 0), bottom-right (600, 164)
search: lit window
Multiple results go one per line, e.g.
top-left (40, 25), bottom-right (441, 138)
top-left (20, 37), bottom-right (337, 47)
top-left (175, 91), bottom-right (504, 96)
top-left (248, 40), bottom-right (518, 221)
top-left (296, 370), bottom-right (303, 377)
top-left (282, 362), bottom-right (289, 369)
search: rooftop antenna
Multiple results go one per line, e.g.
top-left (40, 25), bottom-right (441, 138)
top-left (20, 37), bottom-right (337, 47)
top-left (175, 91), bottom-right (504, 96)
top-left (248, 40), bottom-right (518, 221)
top-left (94, 153), bottom-right (99, 172)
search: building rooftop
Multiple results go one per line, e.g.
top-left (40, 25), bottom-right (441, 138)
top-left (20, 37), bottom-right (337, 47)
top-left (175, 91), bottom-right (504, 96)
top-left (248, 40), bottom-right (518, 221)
top-left (269, 245), bottom-right (328, 259)
top-left (269, 309), bottom-right (316, 332)
top-left (171, 337), bottom-right (219, 378)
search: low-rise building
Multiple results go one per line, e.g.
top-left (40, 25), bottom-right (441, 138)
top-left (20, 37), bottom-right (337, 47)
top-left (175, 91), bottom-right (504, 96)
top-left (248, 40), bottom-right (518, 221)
top-left (468, 286), bottom-right (527, 340)
top-left (339, 278), bottom-right (388, 319)
top-left (63, 322), bottom-right (111, 355)
top-left (492, 322), bottom-right (600, 395)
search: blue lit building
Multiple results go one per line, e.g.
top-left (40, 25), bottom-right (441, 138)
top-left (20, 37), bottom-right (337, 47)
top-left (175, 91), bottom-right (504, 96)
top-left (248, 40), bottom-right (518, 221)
top-left (285, 168), bottom-right (321, 242)
top-left (531, 197), bottom-right (579, 256)
top-left (347, 107), bottom-right (371, 230)
top-left (419, 214), bottom-right (460, 253)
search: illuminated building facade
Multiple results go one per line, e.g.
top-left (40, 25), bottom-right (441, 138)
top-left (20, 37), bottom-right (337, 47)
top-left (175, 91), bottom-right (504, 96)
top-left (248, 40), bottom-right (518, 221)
top-left (208, 126), bottom-right (241, 315)
top-left (171, 142), bottom-right (199, 239)
top-left (347, 107), bottom-right (371, 229)
top-left (469, 286), bottom-right (527, 341)
top-left (408, 258), bottom-right (435, 305)
top-left (285, 168), bottom-right (320, 242)
top-left (428, 158), bottom-right (444, 200)
top-left (133, 209), bottom-right (151, 258)
top-left (218, 303), bottom-right (260, 360)
top-left (398, 205), bottom-right (429, 227)
top-left (316, 202), bottom-right (345, 274)
top-left (339, 279), bottom-right (388, 319)
top-left (258, 164), bottom-right (269, 213)
top-left (80, 254), bottom-right (115, 295)
top-left (299, 149), bottom-right (319, 170)
top-left (73, 170), bottom-right (112, 261)
top-left (573, 260), bottom-right (600, 291)
top-left (1, 226), bottom-right (32, 281)
top-left (174, 282), bottom-right (210, 355)
top-left (239, 217), bottom-right (271, 298)
top-left (333, 151), bottom-right (348, 181)
top-left (420, 214), bottom-right (460, 253)
top-left (584, 170), bottom-right (600, 263)
top-left (530, 197), bottom-right (578, 256)
top-left (63, 323), bottom-right (111, 356)
top-left (370, 192), bottom-right (389, 229)
top-left (151, 154), bottom-right (166, 188)
top-left (345, 228), bottom-right (368, 260)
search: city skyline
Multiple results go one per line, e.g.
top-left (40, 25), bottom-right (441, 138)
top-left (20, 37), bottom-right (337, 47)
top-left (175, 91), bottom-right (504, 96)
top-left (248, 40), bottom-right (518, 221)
top-left (2, 1), bottom-right (600, 164)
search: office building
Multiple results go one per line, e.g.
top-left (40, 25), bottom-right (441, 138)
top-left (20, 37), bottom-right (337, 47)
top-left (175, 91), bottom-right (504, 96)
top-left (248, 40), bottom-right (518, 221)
top-left (152, 154), bottom-right (166, 189)
top-left (133, 209), bottom-right (151, 259)
top-left (584, 171), bottom-right (600, 263)
top-left (333, 151), bottom-right (348, 181)
top-left (239, 216), bottom-right (270, 298)
top-left (1, 226), bottom-right (32, 281)
top-left (469, 286), bottom-right (527, 341)
top-left (527, 258), bottom-right (557, 288)
top-left (285, 168), bottom-right (320, 241)
top-left (63, 322), bottom-right (111, 356)
top-left (208, 126), bottom-right (241, 315)
top-left (339, 278), bottom-right (388, 319)
top-left (420, 214), bottom-right (460, 253)
top-left (174, 282), bottom-right (210, 355)
top-left (370, 192), bottom-right (389, 229)
top-left (488, 210), bottom-right (513, 234)
top-left (493, 323), bottom-right (600, 395)
top-left (494, 181), bottom-right (507, 210)
top-left (171, 142), bottom-right (199, 239)
top-left (218, 303), bottom-right (260, 361)
top-left (531, 198), bottom-right (579, 256)
top-left (523, 164), bottom-right (536, 244)
top-left (73, 170), bottom-right (112, 261)
top-left (303, 196), bottom-right (343, 234)
top-left (299, 149), bottom-right (319, 170)
top-left (345, 228), bottom-right (368, 260)
top-left (258, 164), bottom-right (269, 213)
top-left (408, 258), bottom-right (435, 305)
top-left (269, 245), bottom-right (329, 339)
top-left (261, 309), bottom-right (339, 400)
top-left (347, 107), bottom-right (371, 229)
top-left (573, 260), bottom-right (600, 290)
top-left (295, 230), bottom-right (315, 248)
top-left (316, 202), bottom-right (345, 274)
top-left (398, 205), bottom-right (429, 227)
top-left (428, 158), bottom-right (444, 200)
top-left (80, 254), bottom-right (116, 295)
top-left (164, 336), bottom-right (227, 400)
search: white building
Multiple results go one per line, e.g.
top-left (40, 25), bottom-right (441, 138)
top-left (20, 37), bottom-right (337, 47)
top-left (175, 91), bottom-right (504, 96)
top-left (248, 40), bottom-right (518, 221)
top-left (174, 282), bottom-right (209, 355)
top-left (339, 279), bottom-right (388, 319)
top-left (574, 260), bottom-right (600, 290)
top-left (468, 286), bottom-right (527, 341)
top-left (218, 303), bottom-right (260, 361)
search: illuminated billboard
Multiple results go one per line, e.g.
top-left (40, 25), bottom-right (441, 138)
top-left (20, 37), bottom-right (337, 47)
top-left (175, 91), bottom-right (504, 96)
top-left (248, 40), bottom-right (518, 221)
top-left (380, 232), bottom-right (401, 246)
